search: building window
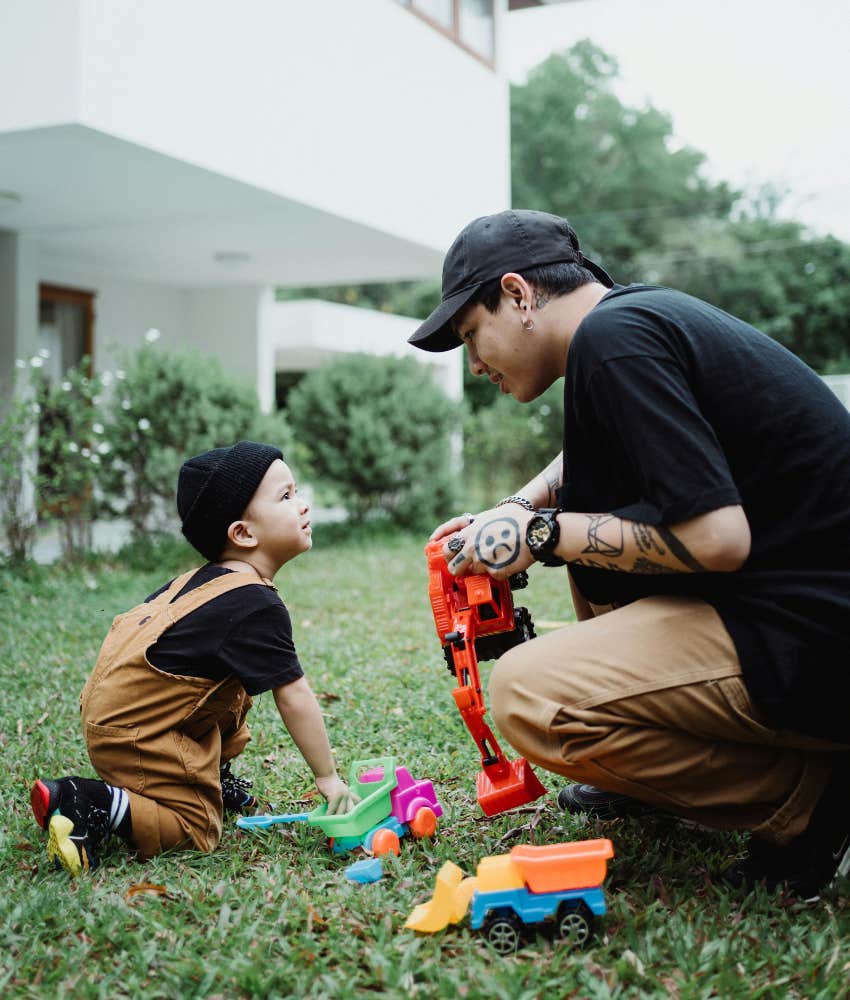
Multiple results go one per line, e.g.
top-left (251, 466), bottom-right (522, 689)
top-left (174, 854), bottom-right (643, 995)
top-left (399, 0), bottom-right (495, 65)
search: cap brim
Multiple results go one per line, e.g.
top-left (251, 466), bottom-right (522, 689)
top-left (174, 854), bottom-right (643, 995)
top-left (407, 283), bottom-right (482, 353)
top-left (408, 256), bottom-right (614, 354)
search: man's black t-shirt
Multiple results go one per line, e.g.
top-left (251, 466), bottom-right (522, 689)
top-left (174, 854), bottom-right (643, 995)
top-left (558, 284), bottom-right (850, 740)
top-left (144, 565), bottom-right (303, 696)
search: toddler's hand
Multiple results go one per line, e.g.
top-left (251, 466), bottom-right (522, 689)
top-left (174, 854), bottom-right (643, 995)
top-left (316, 774), bottom-right (360, 815)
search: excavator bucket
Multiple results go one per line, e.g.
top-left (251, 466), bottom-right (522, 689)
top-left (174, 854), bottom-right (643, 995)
top-left (476, 757), bottom-right (547, 816)
top-left (405, 861), bottom-right (466, 933)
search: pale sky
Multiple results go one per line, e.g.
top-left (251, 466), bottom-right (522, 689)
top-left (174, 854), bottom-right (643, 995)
top-left (504, 0), bottom-right (850, 239)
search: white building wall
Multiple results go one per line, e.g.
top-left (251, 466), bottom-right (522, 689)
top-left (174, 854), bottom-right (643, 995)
top-left (181, 287), bottom-right (264, 395)
top-left (38, 258), bottom-right (189, 373)
top-left (0, 1), bottom-right (81, 131)
top-left (259, 297), bottom-right (462, 413)
top-left (2, 0), bottom-right (510, 253)
top-left (74, 0), bottom-right (509, 249)
top-left (0, 232), bottom-right (39, 376)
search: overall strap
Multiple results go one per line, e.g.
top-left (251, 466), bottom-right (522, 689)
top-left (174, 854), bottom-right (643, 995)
top-left (165, 569), bottom-right (276, 628)
top-left (152, 568), bottom-right (200, 605)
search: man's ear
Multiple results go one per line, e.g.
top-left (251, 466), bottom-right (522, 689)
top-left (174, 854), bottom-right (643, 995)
top-left (226, 519), bottom-right (258, 551)
top-left (500, 272), bottom-right (533, 313)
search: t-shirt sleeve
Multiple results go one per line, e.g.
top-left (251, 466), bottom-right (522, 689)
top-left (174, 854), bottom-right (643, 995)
top-left (217, 602), bottom-right (304, 696)
top-left (586, 355), bottom-right (741, 524)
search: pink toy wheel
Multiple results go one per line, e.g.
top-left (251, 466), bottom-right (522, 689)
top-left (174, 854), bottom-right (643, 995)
top-left (371, 828), bottom-right (401, 857)
top-left (409, 806), bottom-right (437, 839)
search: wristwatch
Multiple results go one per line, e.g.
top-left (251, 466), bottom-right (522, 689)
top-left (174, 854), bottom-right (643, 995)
top-left (525, 508), bottom-right (566, 566)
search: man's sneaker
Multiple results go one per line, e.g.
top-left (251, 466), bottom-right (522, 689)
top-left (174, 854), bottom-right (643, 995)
top-left (722, 758), bottom-right (850, 901)
top-left (220, 761), bottom-right (261, 815)
top-left (557, 783), bottom-right (663, 820)
top-left (30, 777), bottom-right (112, 875)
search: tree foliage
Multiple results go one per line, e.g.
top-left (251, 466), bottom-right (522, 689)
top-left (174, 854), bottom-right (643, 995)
top-left (641, 212), bottom-right (850, 371)
top-left (285, 354), bottom-right (459, 528)
top-left (511, 41), bottom-right (738, 283)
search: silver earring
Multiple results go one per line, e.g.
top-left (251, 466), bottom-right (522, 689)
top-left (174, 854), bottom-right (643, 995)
top-left (522, 318), bottom-right (534, 331)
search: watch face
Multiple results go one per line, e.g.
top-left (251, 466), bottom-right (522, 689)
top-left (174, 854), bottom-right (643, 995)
top-left (528, 518), bottom-right (552, 551)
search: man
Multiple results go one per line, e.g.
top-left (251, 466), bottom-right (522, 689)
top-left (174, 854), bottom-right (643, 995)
top-left (409, 209), bottom-right (850, 899)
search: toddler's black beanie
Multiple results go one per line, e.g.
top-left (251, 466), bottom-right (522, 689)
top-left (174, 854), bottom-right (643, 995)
top-left (177, 441), bottom-right (283, 562)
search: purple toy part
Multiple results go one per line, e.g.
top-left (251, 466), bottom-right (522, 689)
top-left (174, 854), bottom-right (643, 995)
top-left (358, 765), bottom-right (443, 824)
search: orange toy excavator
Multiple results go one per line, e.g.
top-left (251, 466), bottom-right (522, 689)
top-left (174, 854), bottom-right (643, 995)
top-left (425, 540), bottom-right (547, 816)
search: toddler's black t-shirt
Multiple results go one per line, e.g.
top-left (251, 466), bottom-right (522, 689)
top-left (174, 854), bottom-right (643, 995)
top-left (144, 565), bottom-right (303, 696)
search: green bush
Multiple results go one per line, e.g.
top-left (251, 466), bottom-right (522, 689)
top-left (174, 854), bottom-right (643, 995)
top-left (34, 359), bottom-right (104, 560)
top-left (99, 339), bottom-right (294, 540)
top-left (285, 354), bottom-right (459, 528)
top-left (0, 365), bottom-right (40, 563)
top-left (463, 382), bottom-right (563, 506)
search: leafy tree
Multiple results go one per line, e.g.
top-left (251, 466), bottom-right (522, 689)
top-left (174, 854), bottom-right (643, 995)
top-left (285, 354), bottom-right (459, 528)
top-left (511, 41), bottom-right (738, 283)
top-left (642, 210), bottom-right (850, 371)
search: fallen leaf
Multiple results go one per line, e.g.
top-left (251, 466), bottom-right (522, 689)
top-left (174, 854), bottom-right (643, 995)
top-left (125, 883), bottom-right (170, 902)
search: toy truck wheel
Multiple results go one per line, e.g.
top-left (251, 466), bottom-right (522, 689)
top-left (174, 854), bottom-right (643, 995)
top-left (370, 828), bottom-right (401, 857)
top-left (409, 806), bottom-right (437, 839)
top-left (483, 911), bottom-right (523, 955)
top-left (556, 901), bottom-right (593, 948)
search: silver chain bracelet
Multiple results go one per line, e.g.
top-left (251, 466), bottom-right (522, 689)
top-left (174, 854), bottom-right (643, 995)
top-left (497, 495), bottom-right (535, 512)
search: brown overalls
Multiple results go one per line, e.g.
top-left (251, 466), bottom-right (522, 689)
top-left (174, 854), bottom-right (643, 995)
top-left (80, 568), bottom-right (273, 858)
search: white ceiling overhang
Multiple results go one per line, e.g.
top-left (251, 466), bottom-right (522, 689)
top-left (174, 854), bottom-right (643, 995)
top-left (0, 125), bottom-right (443, 287)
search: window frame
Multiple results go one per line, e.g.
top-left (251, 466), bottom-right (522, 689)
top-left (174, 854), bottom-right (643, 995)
top-left (399, 0), bottom-right (497, 69)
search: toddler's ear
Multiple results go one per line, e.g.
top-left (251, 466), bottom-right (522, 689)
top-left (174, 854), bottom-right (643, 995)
top-left (226, 520), bottom-right (258, 551)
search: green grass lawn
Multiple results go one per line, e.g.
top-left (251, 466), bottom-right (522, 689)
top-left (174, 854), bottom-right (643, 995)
top-left (2, 529), bottom-right (849, 999)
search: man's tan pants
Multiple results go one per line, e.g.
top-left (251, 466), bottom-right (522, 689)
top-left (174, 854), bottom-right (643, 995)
top-left (489, 594), bottom-right (846, 844)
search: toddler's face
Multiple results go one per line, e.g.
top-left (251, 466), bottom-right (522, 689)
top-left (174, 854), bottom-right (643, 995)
top-left (242, 459), bottom-right (312, 564)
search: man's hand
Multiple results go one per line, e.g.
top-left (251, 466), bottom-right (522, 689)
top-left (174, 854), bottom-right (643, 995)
top-left (316, 774), bottom-right (360, 815)
top-left (441, 504), bottom-right (536, 580)
top-left (429, 511), bottom-right (477, 544)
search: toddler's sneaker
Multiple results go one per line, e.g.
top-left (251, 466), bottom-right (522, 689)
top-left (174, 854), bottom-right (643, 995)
top-left (220, 761), bottom-right (262, 815)
top-left (30, 777), bottom-right (112, 875)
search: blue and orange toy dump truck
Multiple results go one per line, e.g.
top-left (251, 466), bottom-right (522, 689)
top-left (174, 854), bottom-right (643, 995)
top-left (406, 838), bottom-right (614, 954)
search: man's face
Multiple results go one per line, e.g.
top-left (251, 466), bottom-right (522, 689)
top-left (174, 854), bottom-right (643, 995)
top-left (454, 297), bottom-right (548, 404)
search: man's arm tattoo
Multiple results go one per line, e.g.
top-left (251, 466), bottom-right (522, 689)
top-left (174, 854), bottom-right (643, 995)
top-left (573, 516), bottom-right (707, 574)
top-left (543, 467), bottom-right (561, 507)
top-left (582, 514), bottom-right (624, 557)
top-left (655, 524), bottom-right (708, 573)
top-left (631, 521), bottom-right (666, 556)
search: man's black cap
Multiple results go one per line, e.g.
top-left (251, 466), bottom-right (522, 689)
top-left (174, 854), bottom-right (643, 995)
top-left (408, 209), bottom-right (613, 353)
